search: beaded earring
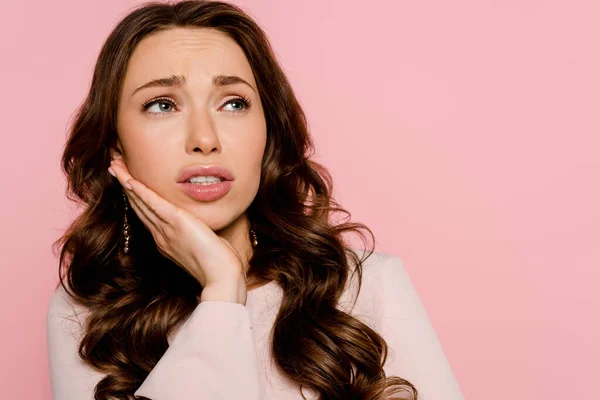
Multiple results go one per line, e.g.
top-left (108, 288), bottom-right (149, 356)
top-left (122, 189), bottom-right (130, 253)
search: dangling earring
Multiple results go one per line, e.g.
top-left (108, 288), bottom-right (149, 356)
top-left (122, 189), bottom-right (130, 253)
top-left (250, 227), bottom-right (258, 247)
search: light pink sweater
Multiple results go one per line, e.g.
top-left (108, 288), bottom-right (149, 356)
top-left (46, 250), bottom-right (464, 399)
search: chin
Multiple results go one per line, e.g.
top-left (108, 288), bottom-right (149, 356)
top-left (185, 208), bottom-right (227, 230)
top-left (187, 203), bottom-right (246, 232)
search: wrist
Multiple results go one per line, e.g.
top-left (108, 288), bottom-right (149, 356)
top-left (199, 279), bottom-right (247, 305)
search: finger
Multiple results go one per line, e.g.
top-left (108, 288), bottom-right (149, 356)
top-left (124, 189), bottom-right (159, 233)
top-left (126, 192), bottom-right (175, 259)
top-left (110, 161), bottom-right (173, 226)
top-left (124, 186), bottom-right (163, 229)
top-left (109, 161), bottom-right (163, 229)
top-left (110, 161), bottom-right (166, 226)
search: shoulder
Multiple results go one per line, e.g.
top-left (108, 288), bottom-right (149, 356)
top-left (353, 249), bottom-right (422, 317)
top-left (46, 285), bottom-right (109, 399)
top-left (356, 247), bottom-right (405, 272)
top-left (349, 250), bottom-right (466, 398)
top-left (346, 247), bottom-right (409, 294)
top-left (340, 248), bottom-right (411, 328)
top-left (362, 250), bottom-right (416, 303)
top-left (46, 283), bottom-right (89, 340)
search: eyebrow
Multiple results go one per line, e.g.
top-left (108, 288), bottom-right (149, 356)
top-left (131, 74), bottom-right (256, 97)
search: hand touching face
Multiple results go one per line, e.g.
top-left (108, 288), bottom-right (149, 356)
top-left (108, 158), bottom-right (249, 304)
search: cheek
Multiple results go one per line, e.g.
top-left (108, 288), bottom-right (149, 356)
top-left (121, 130), bottom-right (176, 189)
top-left (229, 114), bottom-right (266, 160)
top-left (233, 126), bottom-right (266, 190)
top-left (245, 127), bottom-right (267, 173)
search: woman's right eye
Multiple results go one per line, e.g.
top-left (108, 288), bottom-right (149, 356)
top-left (142, 97), bottom-right (177, 115)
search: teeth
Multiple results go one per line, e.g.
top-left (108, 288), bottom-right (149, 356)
top-left (188, 176), bottom-right (223, 184)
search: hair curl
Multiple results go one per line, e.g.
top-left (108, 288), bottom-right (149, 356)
top-left (53, 1), bottom-right (418, 399)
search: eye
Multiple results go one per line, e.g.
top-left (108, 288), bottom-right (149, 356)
top-left (141, 97), bottom-right (177, 115)
top-left (221, 96), bottom-right (252, 112)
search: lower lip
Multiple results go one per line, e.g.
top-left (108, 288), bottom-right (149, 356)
top-left (177, 180), bottom-right (233, 202)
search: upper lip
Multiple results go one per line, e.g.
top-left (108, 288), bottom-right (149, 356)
top-left (177, 164), bottom-right (235, 183)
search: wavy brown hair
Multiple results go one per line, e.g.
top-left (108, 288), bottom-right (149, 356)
top-left (52, 1), bottom-right (418, 399)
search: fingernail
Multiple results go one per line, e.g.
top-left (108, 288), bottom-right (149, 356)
top-left (124, 180), bottom-right (132, 190)
top-left (108, 167), bottom-right (116, 177)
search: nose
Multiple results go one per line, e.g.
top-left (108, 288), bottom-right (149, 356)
top-left (185, 107), bottom-right (221, 155)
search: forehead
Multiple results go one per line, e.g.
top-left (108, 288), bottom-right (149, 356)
top-left (122, 27), bottom-right (256, 93)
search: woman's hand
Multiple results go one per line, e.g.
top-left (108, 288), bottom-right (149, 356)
top-left (108, 158), bottom-right (248, 304)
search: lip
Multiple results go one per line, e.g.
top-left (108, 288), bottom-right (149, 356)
top-left (178, 180), bottom-right (233, 202)
top-left (176, 164), bottom-right (234, 183)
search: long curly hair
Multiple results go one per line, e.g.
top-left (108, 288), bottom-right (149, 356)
top-left (52, 1), bottom-right (418, 399)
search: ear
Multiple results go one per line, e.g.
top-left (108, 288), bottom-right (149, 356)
top-left (109, 137), bottom-right (125, 161)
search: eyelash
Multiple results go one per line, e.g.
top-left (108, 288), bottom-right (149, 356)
top-left (141, 95), bottom-right (253, 115)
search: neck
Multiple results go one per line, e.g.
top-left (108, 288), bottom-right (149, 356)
top-left (214, 212), bottom-right (253, 275)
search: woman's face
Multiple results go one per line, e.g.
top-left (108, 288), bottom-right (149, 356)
top-left (114, 27), bottom-right (267, 232)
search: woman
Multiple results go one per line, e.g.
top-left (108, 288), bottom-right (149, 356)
top-left (46, 1), bottom-right (464, 399)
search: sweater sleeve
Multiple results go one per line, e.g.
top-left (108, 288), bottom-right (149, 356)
top-left (378, 256), bottom-right (465, 400)
top-left (46, 285), bottom-right (261, 400)
top-left (133, 300), bottom-right (261, 400)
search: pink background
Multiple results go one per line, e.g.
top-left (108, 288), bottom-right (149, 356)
top-left (1, 0), bottom-right (598, 398)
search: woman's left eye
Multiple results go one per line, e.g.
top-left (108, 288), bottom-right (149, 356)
top-left (221, 96), bottom-right (252, 112)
